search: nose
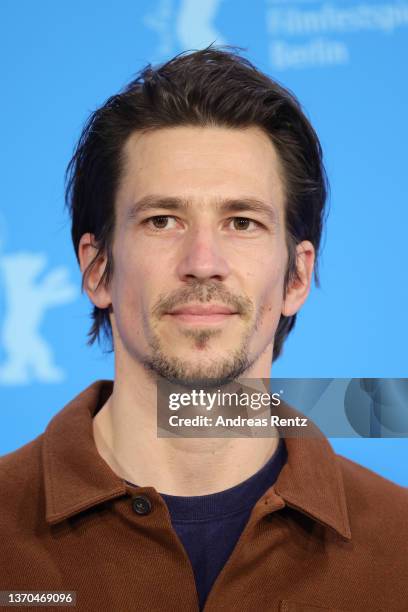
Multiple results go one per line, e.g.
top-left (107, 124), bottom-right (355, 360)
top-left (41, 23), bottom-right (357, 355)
top-left (175, 227), bottom-right (230, 282)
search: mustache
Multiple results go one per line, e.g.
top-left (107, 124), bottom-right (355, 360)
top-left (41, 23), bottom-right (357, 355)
top-left (151, 280), bottom-right (254, 319)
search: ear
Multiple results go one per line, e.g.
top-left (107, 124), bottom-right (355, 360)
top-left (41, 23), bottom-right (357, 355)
top-left (78, 232), bottom-right (112, 309)
top-left (282, 240), bottom-right (315, 317)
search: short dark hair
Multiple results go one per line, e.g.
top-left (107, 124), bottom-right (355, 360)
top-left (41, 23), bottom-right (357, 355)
top-left (65, 44), bottom-right (328, 362)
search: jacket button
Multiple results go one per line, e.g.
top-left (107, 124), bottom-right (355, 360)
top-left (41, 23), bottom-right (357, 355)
top-left (132, 495), bottom-right (152, 515)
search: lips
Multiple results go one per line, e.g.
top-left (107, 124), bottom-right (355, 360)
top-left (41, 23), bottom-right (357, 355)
top-left (167, 304), bottom-right (238, 315)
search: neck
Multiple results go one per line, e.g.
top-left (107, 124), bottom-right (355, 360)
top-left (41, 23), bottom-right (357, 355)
top-left (93, 352), bottom-right (279, 496)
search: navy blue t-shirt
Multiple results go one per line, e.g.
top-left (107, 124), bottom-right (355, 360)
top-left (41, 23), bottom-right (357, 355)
top-left (126, 439), bottom-right (287, 610)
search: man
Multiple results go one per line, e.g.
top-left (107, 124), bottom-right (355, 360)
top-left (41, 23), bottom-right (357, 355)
top-left (1, 46), bottom-right (407, 612)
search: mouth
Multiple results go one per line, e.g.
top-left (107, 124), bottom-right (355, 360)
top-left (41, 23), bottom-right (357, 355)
top-left (164, 304), bottom-right (239, 325)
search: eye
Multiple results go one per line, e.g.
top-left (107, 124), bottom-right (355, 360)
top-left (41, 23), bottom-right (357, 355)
top-left (229, 217), bottom-right (260, 231)
top-left (144, 215), bottom-right (177, 230)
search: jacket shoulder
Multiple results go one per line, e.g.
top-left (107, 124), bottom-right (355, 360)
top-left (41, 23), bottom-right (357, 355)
top-left (336, 453), bottom-right (408, 539)
top-left (0, 435), bottom-right (44, 513)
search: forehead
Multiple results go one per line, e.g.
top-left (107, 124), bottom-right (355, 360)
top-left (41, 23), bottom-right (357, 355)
top-left (117, 125), bottom-right (285, 215)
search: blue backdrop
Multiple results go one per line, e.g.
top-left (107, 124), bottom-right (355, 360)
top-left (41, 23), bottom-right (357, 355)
top-left (1, 0), bottom-right (407, 485)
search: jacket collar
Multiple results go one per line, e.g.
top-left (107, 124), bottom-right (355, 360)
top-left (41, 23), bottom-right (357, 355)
top-left (43, 381), bottom-right (127, 525)
top-left (273, 420), bottom-right (352, 541)
top-left (43, 380), bottom-right (351, 540)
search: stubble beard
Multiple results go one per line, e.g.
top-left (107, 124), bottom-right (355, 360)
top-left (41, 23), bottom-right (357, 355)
top-left (141, 318), bottom-right (260, 391)
top-left (140, 280), bottom-right (268, 390)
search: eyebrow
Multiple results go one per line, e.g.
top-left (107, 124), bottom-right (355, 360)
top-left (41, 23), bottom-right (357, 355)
top-left (126, 195), bottom-right (279, 225)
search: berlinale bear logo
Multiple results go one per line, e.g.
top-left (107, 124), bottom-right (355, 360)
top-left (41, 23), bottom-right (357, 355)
top-left (0, 252), bottom-right (76, 385)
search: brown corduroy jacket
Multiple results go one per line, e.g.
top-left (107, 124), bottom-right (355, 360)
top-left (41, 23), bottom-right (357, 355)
top-left (1, 380), bottom-right (407, 612)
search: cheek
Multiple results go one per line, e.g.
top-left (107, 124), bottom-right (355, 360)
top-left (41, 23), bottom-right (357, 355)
top-left (110, 248), bottom-right (144, 319)
top-left (255, 264), bottom-right (286, 323)
top-left (111, 241), bottom-right (166, 324)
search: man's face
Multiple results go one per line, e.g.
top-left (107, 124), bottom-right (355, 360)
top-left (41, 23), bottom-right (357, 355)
top-left (101, 126), bottom-right (294, 387)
